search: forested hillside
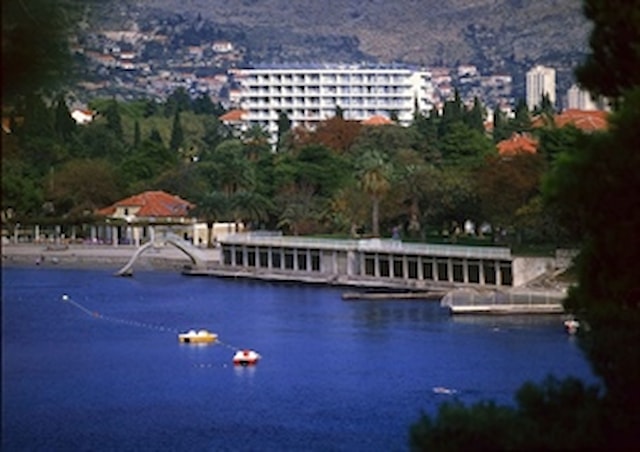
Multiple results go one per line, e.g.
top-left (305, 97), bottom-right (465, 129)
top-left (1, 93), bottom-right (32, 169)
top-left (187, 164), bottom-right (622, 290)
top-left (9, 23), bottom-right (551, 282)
top-left (99, 0), bottom-right (590, 72)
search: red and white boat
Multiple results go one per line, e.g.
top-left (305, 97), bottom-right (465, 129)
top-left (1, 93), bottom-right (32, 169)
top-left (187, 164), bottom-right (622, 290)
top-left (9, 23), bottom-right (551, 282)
top-left (233, 349), bottom-right (261, 366)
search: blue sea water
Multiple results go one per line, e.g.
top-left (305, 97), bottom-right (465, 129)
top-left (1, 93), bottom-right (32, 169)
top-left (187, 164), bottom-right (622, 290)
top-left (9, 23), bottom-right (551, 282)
top-left (2, 266), bottom-right (598, 451)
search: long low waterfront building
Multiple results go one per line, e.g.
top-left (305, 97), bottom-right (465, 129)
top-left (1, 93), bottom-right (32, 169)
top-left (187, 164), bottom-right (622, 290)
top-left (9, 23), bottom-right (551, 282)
top-left (214, 233), bottom-right (557, 289)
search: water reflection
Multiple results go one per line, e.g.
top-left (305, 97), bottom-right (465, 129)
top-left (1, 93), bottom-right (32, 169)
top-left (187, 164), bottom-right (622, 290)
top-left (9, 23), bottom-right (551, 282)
top-left (233, 364), bottom-right (257, 378)
top-left (450, 314), bottom-right (566, 330)
top-left (349, 300), bottom-right (448, 328)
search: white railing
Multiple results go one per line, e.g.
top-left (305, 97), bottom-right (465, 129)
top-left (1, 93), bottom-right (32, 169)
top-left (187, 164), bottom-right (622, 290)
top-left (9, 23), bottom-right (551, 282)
top-left (220, 233), bottom-right (511, 259)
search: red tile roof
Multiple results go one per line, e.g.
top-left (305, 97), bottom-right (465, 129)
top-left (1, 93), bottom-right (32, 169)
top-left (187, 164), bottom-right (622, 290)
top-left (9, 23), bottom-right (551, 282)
top-left (220, 109), bottom-right (247, 122)
top-left (497, 133), bottom-right (538, 156)
top-left (532, 109), bottom-right (609, 132)
top-left (554, 109), bottom-right (609, 131)
top-left (361, 114), bottom-right (393, 126)
top-left (97, 191), bottom-right (194, 218)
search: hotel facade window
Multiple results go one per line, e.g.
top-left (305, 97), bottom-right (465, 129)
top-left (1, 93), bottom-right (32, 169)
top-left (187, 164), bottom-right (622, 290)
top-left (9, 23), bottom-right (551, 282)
top-left (232, 65), bottom-right (434, 146)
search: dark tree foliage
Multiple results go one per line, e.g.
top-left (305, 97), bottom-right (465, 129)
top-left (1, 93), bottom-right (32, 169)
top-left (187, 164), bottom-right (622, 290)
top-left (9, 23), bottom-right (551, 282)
top-left (1, 0), bottom-right (88, 103)
top-left (511, 99), bottom-right (532, 133)
top-left (492, 105), bottom-right (510, 143)
top-left (276, 111), bottom-right (292, 152)
top-left (103, 99), bottom-right (124, 141)
top-left (53, 95), bottom-right (77, 143)
top-left (545, 92), bottom-right (640, 447)
top-left (133, 120), bottom-right (141, 149)
top-left (164, 87), bottom-right (191, 116)
top-left (574, 0), bottom-right (640, 100)
top-left (411, 376), bottom-right (604, 451)
top-left (169, 110), bottom-right (184, 151)
top-left (412, 1), bottom-right (640, 449)
top-left (464, 97), bottom-right (485, 133)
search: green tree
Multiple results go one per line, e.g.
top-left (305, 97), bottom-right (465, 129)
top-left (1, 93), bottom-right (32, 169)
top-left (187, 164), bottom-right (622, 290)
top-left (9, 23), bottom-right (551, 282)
top-left (412, 1), bottom-right (640, 448)
top-left (75, 123), bottom-right (127, 162)
top-left (53, 94), bottom-right (76, 143)
top-left (1, 157), bottom-right (44, 219)
top-left (103, 99), bottom-right (124, 142)
top-left (492, 105), bottom-right (510, 143)
top-left (193, 191), bottom-right (230, 247)
top-left (276, 111), bottom-right (292, 152)
top-left (537, 124), bottom-right (585, 164)
top-left (438, 122), bottom-right (493, 164)
top-left (47, 159), bottom-right (122, 219)
top-left (164, 87), bottom-right (191, 116)
top-left (392, 149), bottom-right (437, 238)
top-left (356, 149), bottom-right (392, 237)
top-left (293, 144), bottom-right (350, 199)
top-left (511, 99), bottom-right (532, 134)
top-left (533, 92), bottom-right (556, 117)
top-left (202, 116), bottom-right (230, 151)
top-left (193, 93), bottom-right (223, 115)
top-left (464, 96), bottom-right (485, 133)
top-left (276, 183), bottom-right (320, 236)
top-left (2, 0), bottom-right (85, 103)
top-left (209, 140), bottom-right (256, 196)
top-left (476, 152), bottom-right (547, 242)
top-left (411, 376), bottom-right (604, 451)
top-left (169, 109), bottom-right (184, 152)
top-left (439, 89), bottom-right (464, 136)
top-left (133, 120), bottom-right (141, 149)
top-left (574, 0), bottom-right (640, 101)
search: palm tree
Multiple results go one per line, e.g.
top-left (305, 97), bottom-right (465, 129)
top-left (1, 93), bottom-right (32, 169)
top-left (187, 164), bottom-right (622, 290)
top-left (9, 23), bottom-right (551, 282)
top-left (357, 150), bottom-right (392, 237)
top-left (393, 149), bottom-right (437, 238)
top-left (193, 191), bottom-right (230, 247)
top-left (276, 183), bottom-right (318, 235)
top-left (230, 190), bottom-right (273, 231)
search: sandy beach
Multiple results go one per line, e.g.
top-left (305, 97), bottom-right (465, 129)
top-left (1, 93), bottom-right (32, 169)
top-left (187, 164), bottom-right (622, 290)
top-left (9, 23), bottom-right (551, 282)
top-left (1, 243), bottom-right (221, 272)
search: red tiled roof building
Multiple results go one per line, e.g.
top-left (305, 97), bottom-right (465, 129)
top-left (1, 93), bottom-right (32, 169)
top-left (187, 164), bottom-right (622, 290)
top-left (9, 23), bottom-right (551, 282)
top-left (97, 190), bottom-right (194, 220)
top-left (496, 133), bottom-right (538, 156)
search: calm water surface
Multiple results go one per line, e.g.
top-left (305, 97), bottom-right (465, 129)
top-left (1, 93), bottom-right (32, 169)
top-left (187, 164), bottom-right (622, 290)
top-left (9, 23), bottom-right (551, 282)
top-left (2, 266), bottom-right (597, 451)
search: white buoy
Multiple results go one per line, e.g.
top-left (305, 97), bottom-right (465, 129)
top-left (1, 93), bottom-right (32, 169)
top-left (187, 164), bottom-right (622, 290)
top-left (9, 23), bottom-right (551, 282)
top-left (62, 294), bottom-right (69, 301)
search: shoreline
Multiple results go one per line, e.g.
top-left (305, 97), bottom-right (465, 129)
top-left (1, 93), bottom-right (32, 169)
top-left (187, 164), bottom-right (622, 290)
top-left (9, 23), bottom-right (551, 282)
top-left (1, 243), bottom-right (220, 272)
top-left (3, 243), bottom-right (568, 314)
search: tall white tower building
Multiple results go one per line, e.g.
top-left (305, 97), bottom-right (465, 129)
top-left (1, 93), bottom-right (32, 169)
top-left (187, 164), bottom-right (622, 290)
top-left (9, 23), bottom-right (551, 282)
top-left (526, 65), bottom-right (556, 111)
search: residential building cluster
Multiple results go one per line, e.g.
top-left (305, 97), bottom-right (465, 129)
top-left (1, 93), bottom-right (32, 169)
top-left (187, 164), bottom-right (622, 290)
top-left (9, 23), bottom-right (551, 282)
top-left (71, 20), bottom-right (607, 138)
top-left (74, 26), bottom-right (243, 103)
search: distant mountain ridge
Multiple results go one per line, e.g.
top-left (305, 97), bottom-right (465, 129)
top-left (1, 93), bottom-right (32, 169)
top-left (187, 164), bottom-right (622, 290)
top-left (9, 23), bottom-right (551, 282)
top-left (94, 0), bottom-right (591, 96)
top-left (126, 0), bottom-right (590, 67)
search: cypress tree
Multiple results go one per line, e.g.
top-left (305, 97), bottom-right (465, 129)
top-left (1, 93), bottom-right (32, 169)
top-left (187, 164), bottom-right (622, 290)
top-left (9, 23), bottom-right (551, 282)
top-left (53, 94), bottom-right (75, 142)
top-left (104, 99), bottom-right (123, 141)
top-left (133, 120), bottom-right (141, 149)
top-left (169, 109), bottom-right (184, 151)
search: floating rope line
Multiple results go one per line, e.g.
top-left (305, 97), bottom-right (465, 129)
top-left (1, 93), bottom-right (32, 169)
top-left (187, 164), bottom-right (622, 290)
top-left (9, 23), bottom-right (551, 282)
top-left (61, 294), bottom-right (180, 334)
top-left (60, 294), bottom-right (245, 351)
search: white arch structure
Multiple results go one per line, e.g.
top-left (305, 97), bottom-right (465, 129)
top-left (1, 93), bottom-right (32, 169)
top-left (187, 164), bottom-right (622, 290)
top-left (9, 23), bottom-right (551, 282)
top-left (116, 233), bottom-right (207, 276)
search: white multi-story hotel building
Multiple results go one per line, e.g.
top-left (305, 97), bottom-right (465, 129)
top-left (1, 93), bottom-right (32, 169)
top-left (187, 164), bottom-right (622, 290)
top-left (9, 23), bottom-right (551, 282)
top-left (231, 65), bottom-right (434, 144)
top-left (526, 65), bottom-right (556, 111)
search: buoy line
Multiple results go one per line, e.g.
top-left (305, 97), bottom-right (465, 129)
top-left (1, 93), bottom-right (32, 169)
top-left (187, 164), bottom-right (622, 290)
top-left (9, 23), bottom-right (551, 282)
top-left (61, 294), bottom-right (180, 334)
top-left (60, 294), bottom-right (248, 353)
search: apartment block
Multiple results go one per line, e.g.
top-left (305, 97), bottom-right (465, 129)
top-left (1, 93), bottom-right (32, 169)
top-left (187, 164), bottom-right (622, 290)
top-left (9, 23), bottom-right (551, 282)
top-left (566, 84), bottom-right (599, 111)
top-left (526, 65), bottom-right (556, 111)
top-left (231, 65), bottom-right (434, 143)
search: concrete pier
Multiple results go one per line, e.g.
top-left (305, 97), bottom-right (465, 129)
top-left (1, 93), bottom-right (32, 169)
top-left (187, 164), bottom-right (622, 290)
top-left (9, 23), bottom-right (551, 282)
top-left (214, 233), bottom-right (558, 289)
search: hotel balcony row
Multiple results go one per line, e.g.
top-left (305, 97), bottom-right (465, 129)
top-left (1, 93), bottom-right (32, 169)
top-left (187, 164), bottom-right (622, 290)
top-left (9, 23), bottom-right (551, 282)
top-left (241, 98), bottom-right (413, 109)
top-left (243, 73), bottom-right (425, 86)
top-left (243, 86), bottom-right (416, 95)
top-left (244, 108), bottom-right (414, 122)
